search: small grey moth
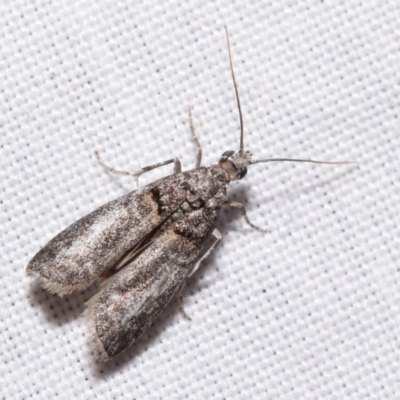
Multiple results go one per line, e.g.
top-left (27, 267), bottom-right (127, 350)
top-left (26, 27), bottom-right (353, 362)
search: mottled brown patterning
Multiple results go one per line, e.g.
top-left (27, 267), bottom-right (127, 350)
top-left (27, 165), bottom-right (230, 361)
top-left (27, 172), bottom-right (197, 295)
top-left (26, 27), bottom-right (353, 362)
top-left (85, 168), bottom-right (227, 360)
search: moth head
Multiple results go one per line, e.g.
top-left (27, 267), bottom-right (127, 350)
top-left (219, 150), bottom-right (252, 181)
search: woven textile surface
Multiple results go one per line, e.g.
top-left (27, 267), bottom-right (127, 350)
top-left (1, 1), bottom-right (400, 399)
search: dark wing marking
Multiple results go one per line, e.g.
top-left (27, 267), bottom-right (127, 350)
top-left (26, 173), bottom-right (191, 295)
top-left (85, 202), bottom-right (222, 361)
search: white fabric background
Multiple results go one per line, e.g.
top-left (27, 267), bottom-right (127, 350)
top-left (1, 1), bottom-right (400, 398)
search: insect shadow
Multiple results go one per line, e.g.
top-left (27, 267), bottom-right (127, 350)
top-left (260, 166), bottom-right (356, 204)
top-left (28, 280), bottom-right (98, 327)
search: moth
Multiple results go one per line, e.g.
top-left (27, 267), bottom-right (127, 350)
top-left (26, 27), bottom-right (352, 361)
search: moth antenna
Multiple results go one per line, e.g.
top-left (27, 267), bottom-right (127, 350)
top-left (251, 158), bottom-right (357, 165)
top-left (225, 26), bottom-right (244, 152)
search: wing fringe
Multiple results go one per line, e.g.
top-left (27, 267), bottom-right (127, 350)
top-left (26, 268), bottom-right (90, 296)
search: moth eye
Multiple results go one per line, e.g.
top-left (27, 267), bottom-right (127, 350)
top-left (237, 167), bottom-right (247, 180)
top-left (221, 150), bottom-right (235, 158)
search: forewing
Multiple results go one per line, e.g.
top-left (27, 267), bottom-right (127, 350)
top-left (26, 174), bottom-right (188, 295)
top-left (85, 205), bottom-right (221, 361)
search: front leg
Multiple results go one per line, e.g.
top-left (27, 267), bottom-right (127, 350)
top-left (187, 106), bottom-right (202, 168)
top-left (225, 201), bottom-right (267, 233)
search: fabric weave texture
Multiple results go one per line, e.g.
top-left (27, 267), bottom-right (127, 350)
top-left (1, 1), bottom-right (399, 399)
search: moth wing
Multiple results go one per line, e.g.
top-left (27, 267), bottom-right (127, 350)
top-left (85, 206), bottom-right (220, 361)
top-left (26, 176), bottom-right (185, 295)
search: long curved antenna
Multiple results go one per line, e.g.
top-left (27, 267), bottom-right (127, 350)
top-left (251, 158), bottom-right (357, 165)
top-left (225, 26), bottom-right (244, 152)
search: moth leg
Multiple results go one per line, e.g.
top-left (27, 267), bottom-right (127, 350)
top-left (225, 201), bottom-right (267, 233)
top-left (189, 228), bottom-right (223, 278)
top-left (187, 106), bottom-right (202, 168)
top-left (94, 150), bottom-right (181, 186)
top-left (179, 228), bottom-right (222, 320)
